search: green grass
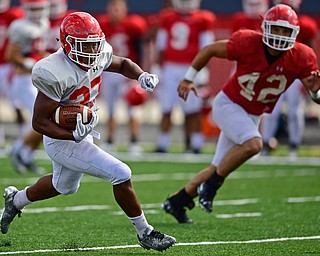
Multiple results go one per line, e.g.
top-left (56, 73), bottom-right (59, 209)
top-left (0, 154), bottom-right (319, 255)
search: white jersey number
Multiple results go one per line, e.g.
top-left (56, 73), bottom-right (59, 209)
top-left (237, 72), bottom-right (287, 103)
top-left (110, 33), bottom-right (129, 57)
top-left (170, 22), bottom-right (190, 50)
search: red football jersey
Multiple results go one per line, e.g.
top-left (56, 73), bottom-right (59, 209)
top-left (296, 15), bottom-right (318, 46)
top-left (158, 9), bottom-right (216, 64)
top-left (0, 7), bottom-right (24, 64)
top-left (231, 12), bottom-right (263, 33)
top-left (47, 10), bottom-right (75, 53)
top-left (223, 30), bottom-right (318, 115)
top-left (99, 14), bottom-right (147, 63)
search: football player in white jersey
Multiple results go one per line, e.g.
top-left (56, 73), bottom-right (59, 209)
top-left (0, 12), bottom-right (176, 252)
top-left (0, 0), bottom-right (24, 147)
top-left (6, 0), bottom-right (50, 173)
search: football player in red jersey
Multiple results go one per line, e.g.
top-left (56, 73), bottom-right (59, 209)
top-left (153, 0), bottom-right (216, 154)
top-left (261, 0), bottom-right (318, 158)
top-left (162, 4), bottom-right (320, 223)
top-left (97, 0), bottom-right (147, 155)
top-left (6, 0), bottom-right (50, 174)
top-left (232, 0), bottom-right (269, 33)
top-left (0, 0), bottom-right (24, 147)
top-left (0, 12), bottom-right (176, 251)
top-left (47, 0), bottom-right (74, 53)
top-left (229, 0), bottom-right (270, 80)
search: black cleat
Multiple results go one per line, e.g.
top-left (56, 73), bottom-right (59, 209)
top-left (138, 228), bottom-right (176, 251)
top-left (1, 186), bottom-right (22, 234)
top-left (162, 199), bottom-right (193, 224)
top-left (154, 147), bottom-right (167, 153)
top-left (198, 182), bottom-right (215, 213)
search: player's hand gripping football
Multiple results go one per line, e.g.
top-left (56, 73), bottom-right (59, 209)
top-left (72, 111), bottom-right (99, 143)
top-left (177, 79), bottom-right (199, 101)
top-left (138, 72), bottom-right (159, 92)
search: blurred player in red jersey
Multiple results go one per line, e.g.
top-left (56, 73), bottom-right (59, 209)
top-left (153, 0), bottom-right (216, 154)
top-left (229, 0), bottom-right (270, 80)
top-left (98, 0), bottom-right (147, 155)
top-left (0, 0), bottom-right (24, 147)
top-left (261, 0), bottom-right (318, 158)
top-left (162, 4), bottom-right (320, 223)
top-left (47, 0), bottom-right (72, 53)
top-left (6, 0), bottom-right (50, 174)
top-left (232, 0), bottom-right (269, 33)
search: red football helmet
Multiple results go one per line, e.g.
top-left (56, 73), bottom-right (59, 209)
top-left (49, 0), bottom-right (67, 20)
top-left (0, 0), bottom-right (10, 12)
top-left (20, 0), bottom-right (50, 23)
top-left (261, 4), bottom-right (299, 51)
top-left (124, 83), bottom-right (148, 106)
top-left (60, 12), bottom-right (106, 69)
top-left (242, 0), bottom-right (269, 18)
top-left (273, 0), bottom-right (302, 11)
top-left (172, 0), bottom-right (200, 13)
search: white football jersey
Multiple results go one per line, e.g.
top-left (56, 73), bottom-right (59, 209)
top-left (8, 18), bottom-right (49, 55)
top-left (32, 42), bottom-right (113, 109)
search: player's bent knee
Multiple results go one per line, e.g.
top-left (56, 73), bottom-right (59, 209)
top-left (54, 183), bottom-right (80, 195)
top-left (58, 187), bottom-right (79, 195)
top-left (111, 162), bottom-right (132, 185)
top-left (243, 137), bottom-right (263, 156)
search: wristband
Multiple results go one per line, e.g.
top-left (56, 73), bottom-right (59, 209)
top-left (309, 90), bottom-right (320, 99)
top-left (23, 58), bottom-right (36, 70)
top-left (184, 66), bottom-right (198, 82)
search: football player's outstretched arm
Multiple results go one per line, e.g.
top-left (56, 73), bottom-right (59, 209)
top-left (106, 55), bottom-right (144, 80)
top-left (178, 40), bottom-right (228, 101)
top-left (190, 39), bottom-right (229, 72)
top-left (302, 70), bottom-right (320, 104)
top-left (106, 55), bottom-right (159, 92)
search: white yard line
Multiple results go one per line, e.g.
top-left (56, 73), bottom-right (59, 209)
top-left (2, 149), bottom-right (320, 165)
top-left (216, 212), bottom-right (262, 218)
top-left (1, 168), bottom-right (319, 185)
top-left (287, 196), bottom-right (320, 203)
top-left (0, 235), bottom-right (319, 255)
top-left (22, 198), bottom-right (260, 214)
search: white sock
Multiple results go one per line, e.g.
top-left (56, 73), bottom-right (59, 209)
top-left (13, 188), bottom-right (32, 210)
top-left (128, 212), bottom-right (153, 238)
top-left (19, 145), bottom-right (33, 164)
top-left (11, 140), bottom-right (23, 154)
top-left (191, 132), bottom-right (203, 150)
top-left (157, 133), bottom-right (169, 150)
top-left (0, 125), bottom-right (5, 147)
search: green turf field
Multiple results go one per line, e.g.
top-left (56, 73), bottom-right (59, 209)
top-left (0, 153), bottom-right (319, 255)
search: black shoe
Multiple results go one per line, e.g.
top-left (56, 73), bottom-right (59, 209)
top-left (192, 148), bottom-right (201, 154)
top-left (1, 186), bottom-right (22, 234)
top-left (24, 162), bottom-right (45, 174)
top-left (138, 228), bottom-right (176, 251)
top-left (198, 182), bottom-right (215, 213)
top-left (154, 147), bottom-right (167, 153)
top-left (162, 199), bottom-right (193, 224)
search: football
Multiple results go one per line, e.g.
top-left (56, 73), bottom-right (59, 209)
top-left (51, 103), bottom-right (92, 130)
